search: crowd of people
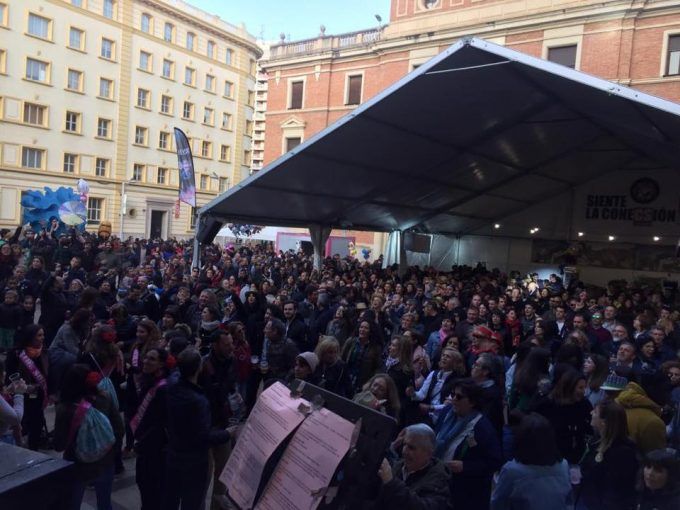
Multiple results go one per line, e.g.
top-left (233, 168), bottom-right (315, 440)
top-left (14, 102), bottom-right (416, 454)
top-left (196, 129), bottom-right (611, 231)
top-left (0, 222), bottom-right (679, 510)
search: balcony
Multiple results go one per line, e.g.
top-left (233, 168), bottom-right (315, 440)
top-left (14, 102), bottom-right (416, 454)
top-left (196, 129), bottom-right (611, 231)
top-left (268, 28), bottom-right (382, 60)
top-left (253, 111), bottom-right (265, 121)
top-left (253, 132), bottom-right (265, 141)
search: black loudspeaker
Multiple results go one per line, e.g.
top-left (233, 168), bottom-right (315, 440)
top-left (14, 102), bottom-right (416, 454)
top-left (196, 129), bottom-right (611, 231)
top-left (299, 240), bottom-right (314, 256)
top-left (404, 233), bottom-right (432, 253)
top-left (196, 217), bottom-right (223, 244)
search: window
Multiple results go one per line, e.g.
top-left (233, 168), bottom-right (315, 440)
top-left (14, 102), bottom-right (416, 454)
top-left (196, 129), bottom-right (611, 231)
top-left (159, 131), bottom-right (170, 149)
top-left (184, 66), bottom-right (195, 86)
top-left (162, 59), bottom-right (174, 79)
top-left (205, 74), bottom-right (215, 92)
top-left (243, 150), bottom-right (252, 166)
top-left (225, 48), bottom-right (233, 65)
top-left (249, 59), bottom-right (256, 76)
top-left (69, 27), bottom-right (84, 50)
top-left (203, 107), bottom-right (214, 125)
top-left (346, 74), bottom-right (362, 105)
top-left (63, 153), bottom-right (78, 174)
top-left (87, 197), bottom-right (102, 224)
top-left (23, 103), bottom-right (47, 126)
top-left (200, 174), bottom-right (207, 190)
top-left (101, 38), bottom-right (114, 59)
top-left (71, 0), bottom-right (83, 6)
top-left (99, 78), bottom-right (113, 99)
top-left (245, 120), bottom-right (253, 136)
top-left (95, 158), bottom-right (109, 177)
top-left (201, 141), bottom-right (212, 158)
top-left (27, 13), bottom-right (50, 39)
top-left (132, 164), bottom-right (144, 181)
top-left (134, 126), bottom-right (148, 145)
top-left (289, 80), bottom-right (304, 109)
top-left (97, 118), bottom-right (111, 138)
top-left (103, 0), bottom-right (115, 19)
top-left (547, 45), bottom-right (577, 68)
top-left (0, 3), bottom-right (7, 27)
top-left (64, 111), bottom-right (80, 132)
top-left (137, 88), bottom-right (150, 108)
top-left (186, 32), bottom-right (195, 51)
top-left (247, 90), bottom-right (255, 106)
top-left (22, 147), bottom-right (44, 169)
top-left (25, 58), bottom-right (49, 82)
top-left (219, 144), bottom-right (231, 162)
top-left (157, 167), bottom-right (167, 184)
top-left (219, 178), bottom-right (228, 192)
top-left (0, 49), bottom-right (5, 74)
top-left (164, 22), bottom-right (174, 42)
top-left (141, 13), bottom-right (151, 33)
top-left (207, 40), bottom-right (215, 59)
top-left (667, 35), bottom-right (680, 76)
top-left (182, 101), bottom-right (194, 120)
top-left (160, 95), bottom-right (172, 114)
top-left (67, 69), bottom-right (83, 91)
top-left (139, 51), bottom-right (151, 72)
top-left (224, 80), bottom-right (234, 98)
top-left (221, 112), bottom-right (232, 130)
top-left (285, 137), bottom-right (301, 152)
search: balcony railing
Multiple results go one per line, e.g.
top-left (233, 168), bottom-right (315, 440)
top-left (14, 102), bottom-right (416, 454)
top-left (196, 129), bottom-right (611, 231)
top-left (268, 28), bottom-right (382, 60)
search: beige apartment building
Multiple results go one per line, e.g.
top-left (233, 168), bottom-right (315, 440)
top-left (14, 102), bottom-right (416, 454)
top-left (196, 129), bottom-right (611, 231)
top-left (0, 0), bottom-right (261, 238)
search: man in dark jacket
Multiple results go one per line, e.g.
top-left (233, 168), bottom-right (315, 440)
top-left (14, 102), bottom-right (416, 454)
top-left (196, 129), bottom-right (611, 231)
top-left (308, 292), bottom-right (335, 349)
top-left (376, 424), bottom-right (451, 510)
top-left (262, 318), bottom-right (299, 381)
top-left (164, 348), bottom-right (235, 510)
top-left (198, 330), bottom-right (238, 509)
top-left (283, 300), bottom-right (307, 351)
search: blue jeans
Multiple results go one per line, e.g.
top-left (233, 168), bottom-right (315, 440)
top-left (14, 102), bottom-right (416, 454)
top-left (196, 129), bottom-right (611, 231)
top-left (71, 462), bottom-right (114, 510)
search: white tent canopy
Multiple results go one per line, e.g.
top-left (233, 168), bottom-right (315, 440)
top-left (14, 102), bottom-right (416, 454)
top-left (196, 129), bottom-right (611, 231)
top-left (200, 37), bottom-right (680, 245)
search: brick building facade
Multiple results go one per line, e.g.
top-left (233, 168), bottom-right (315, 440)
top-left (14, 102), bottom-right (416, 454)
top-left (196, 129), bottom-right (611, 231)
top-left (261, 0), bottom-right (680, 252)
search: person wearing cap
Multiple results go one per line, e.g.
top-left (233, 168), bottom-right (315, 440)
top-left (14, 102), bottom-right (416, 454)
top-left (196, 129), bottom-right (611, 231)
top-left (465, 325), bottom-right (500, 372)
top-left (289, 352), bottom-right (320, 384)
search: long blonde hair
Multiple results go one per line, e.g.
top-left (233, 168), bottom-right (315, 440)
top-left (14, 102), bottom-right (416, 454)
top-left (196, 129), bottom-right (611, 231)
top-left (362, 374), bottom-right (401, 418)
top-left (390, 335), bottom-right (413, 372)
top-left (596, 400), bottom-right (629, 457)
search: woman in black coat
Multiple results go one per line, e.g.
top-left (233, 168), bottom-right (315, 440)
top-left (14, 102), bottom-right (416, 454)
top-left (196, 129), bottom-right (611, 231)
top-left (314, 336), bottom-right (352, 397)
top-left (534, 369), bottom-right (592, 465)
top-left (579, 400), bottom-right (639, 510)
top-left (384, 335), bottom-right (416, 426)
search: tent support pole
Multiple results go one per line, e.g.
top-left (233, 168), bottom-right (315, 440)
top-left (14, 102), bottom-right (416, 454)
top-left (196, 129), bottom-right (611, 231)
top-left (192, 212), bottom-right (201, 269)
top-left (309, 225), bottom-right (331, 270)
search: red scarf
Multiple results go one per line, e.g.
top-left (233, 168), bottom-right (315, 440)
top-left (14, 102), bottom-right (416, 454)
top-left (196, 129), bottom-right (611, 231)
top-left (19, 350), bottom-right (48, 409)
top-left (130, 378), bottom-right (166, 435)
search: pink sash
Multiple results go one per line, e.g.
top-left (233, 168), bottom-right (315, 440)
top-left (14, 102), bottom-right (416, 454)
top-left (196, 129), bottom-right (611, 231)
top-left (19, 350), bottom-right (48, 409)
top-left (130, 378), bottom-right (166, 435)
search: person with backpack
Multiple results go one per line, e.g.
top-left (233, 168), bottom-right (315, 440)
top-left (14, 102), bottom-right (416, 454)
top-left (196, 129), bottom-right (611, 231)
top-left (53, 363), bottom-right (123, 510)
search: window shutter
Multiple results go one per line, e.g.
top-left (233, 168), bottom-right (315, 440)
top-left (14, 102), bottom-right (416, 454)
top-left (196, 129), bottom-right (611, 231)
top-left (290, 81), bottom-right (303, 109)
top-left (347, 75), bottom-right (362, 105)
top-left (547, 45), bottom-right (577, 68)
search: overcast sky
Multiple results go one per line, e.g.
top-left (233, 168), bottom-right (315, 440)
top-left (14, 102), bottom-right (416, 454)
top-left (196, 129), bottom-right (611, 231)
top-left (191, 0), bottom-right (391, 42)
